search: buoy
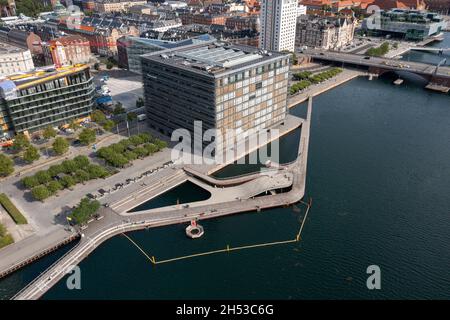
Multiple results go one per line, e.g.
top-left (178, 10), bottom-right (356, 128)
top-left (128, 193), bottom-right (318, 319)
top-left (185, 220), bottom-right (204, 239)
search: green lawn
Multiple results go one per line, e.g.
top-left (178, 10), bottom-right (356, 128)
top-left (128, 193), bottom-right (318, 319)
top-left (0, 223), bottom-right (14, 249)
top-left (0, 193), bottom-right (28, 225)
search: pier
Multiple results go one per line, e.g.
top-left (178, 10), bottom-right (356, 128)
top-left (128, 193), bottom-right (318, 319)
top-left (12, 98), bottom-right (313, 300)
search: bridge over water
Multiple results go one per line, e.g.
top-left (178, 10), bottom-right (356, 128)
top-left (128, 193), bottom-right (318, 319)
top-left (304, 49), bottom-right (450, 87)
top-left (409, 47), bottom-right (450, 53)
top-left (12, 99), bottom-right (313, 300)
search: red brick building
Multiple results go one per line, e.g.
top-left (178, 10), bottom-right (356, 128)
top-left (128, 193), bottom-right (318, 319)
top-left (42, 35), bottom-right (91, 66)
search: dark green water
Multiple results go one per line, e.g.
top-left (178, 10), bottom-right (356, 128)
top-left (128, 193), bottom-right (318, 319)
top-left (128, 181), bottom-right (211, 212)
top-left (401, 32), bottom-right (450, 66)
top-left (1, 60), bottom-right (450, 299)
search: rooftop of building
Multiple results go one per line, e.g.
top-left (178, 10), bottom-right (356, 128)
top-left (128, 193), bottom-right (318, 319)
top-left (0, 41), bottom-right (29, 55)
top-left (0, 64), bottom-right (89, 91)
top-left (120, 33), bottom-right (215, 47)
top-left (142, 41), bottom-right (287, 77)
top-left (47, 34), bottom-right (89, 45)
top-left (298, 14), bottom-right (356, 27)
top-left (378, 8), bottom-right (445, 22)
top-left (96, 0), bottom-right (147, 3)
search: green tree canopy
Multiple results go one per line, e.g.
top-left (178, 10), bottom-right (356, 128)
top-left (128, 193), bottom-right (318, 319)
top-left (73, 155), bottom-right (90, 168)
top-left (21, 175), bottom-right (39, 189)
top-left (13, 133), bottom-right (30, 151)
top-left (48, 164), bottom-right (64, 177)
top-left (35, 170), bottom-right (51, 184)
top-left (60, 175), bottom-right (76, 189)
top-left (15, 0), bottom-right (52, 18)
top-left (102, 119), bottom-right (115, 132)
top-left (31, 185), bottom-right (51, 201)
top-left (62, 159), bottom-right (79, 174)
top-left (52, 137), bottom-right (69, 156)
top-left (68, 198), bottom-right (100, 225)
top-left (86, 164), bottom-right (109, 179)
top-left (47, 181), bottom-right (63, 194)
top-left (78, 128), bottom-right (96, 145)
top-left (42, 126), bottom-right (57, 140)
top-left (74, 169), bottom-right (90, 183)
top-left (91, 110), bottom-right (106, 124)
top-left (0, 154), bottom-right (14, 177)
top-left (22, 146), bottom-right (40, 163)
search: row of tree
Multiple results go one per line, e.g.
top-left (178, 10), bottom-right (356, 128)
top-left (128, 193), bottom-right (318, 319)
top-left (293, 71), bottom-right (313, 81)
top-left (20, 155), bottom-right (110, 201)
top-left (290, 68), bottom-right (343, 95)
top-left (0, 123), bottom-right (96, 177)
top-left (96, 133), bottom-right (167, 168)
top-left (365, 42), bottom-right (390, 57)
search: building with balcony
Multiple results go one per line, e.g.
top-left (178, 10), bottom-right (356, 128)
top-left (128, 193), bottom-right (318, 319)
top-left (0, 64), bottom-right (94, 137)
top-left (141, 41), bottom-right (290, 148)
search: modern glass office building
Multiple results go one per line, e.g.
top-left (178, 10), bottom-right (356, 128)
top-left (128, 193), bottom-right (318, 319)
top-left (362, 9), bottom-right (447, 40)
top-left (0, 64), bottom-right (95, 137)
top-left (142, 41), bottom-right (290, 148)
top-left (117, 34), bottom-right (214, 74)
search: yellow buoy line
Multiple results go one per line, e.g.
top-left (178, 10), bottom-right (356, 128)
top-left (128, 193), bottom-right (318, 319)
top-left (122, 198), bottom-right (312, 266)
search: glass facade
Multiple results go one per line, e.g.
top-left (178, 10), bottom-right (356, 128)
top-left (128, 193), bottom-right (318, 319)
top-left (0, 67), bottom-right (94, 135)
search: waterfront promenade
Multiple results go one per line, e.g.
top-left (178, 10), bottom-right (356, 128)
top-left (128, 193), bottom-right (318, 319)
top-left (0, 62), bottom-right (342, 284)
top-left (288, 69), bottom-right (364, 108)
top-left (12, 98), bottom-right (312, 300)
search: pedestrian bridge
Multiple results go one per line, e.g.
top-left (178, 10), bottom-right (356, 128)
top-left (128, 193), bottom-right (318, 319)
top-left (12, 98), bottom-right (313, 301)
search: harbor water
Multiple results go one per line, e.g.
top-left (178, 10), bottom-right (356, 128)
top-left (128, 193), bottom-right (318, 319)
top-left (1, 35), bottom-right (449, 299)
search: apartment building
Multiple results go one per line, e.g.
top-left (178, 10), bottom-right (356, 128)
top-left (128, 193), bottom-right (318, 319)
top-left (260, 0), bottom-right (298, 52)
top-left (0, 42), bottom-right (34, 77)
top-left (94, 0), bottom-right (148, 13)
top-left (0, 64), bottom-right (94, 136)
top-left (42, 35), bottom-right (91, 66)
top-left (296, 15), bottom-right (356, 49)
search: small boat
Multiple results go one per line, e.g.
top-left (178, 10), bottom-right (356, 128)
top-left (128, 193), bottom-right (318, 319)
top-left (393, 78), bottom-right (404, 85)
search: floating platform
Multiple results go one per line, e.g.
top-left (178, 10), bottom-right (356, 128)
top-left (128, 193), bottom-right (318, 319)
top-left (186, 222), bottom-right (204, 239)
top-left (425, 83), bottom-right (450, 93)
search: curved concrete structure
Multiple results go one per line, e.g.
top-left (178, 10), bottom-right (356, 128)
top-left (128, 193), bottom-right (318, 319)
top-left (13, 98), bottom-right (312, 300)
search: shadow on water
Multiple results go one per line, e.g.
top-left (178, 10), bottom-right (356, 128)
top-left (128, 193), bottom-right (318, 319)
top-left (212, 126), bottom-right (302, 179)
top-left (127, 181), bottom-right (211, 212)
